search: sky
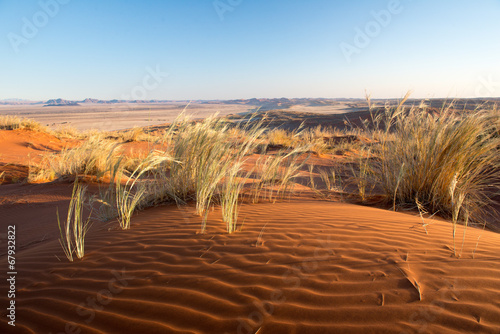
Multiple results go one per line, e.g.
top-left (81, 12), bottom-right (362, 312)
top-left (0, 0), bottom-right (499, 101)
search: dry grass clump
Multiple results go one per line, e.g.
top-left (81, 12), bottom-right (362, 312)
top-left (87, 113), bottom-right (267, 233)
top-left (265, 125), bottom-right (362, 156)
top-left (52, 125), bottom-right (83, 139)
top-left (57, 180), bottom-right (92, 261)
top-left (114, 153), bottom-right (172, 229)
top-left (267, 129), bottom-right (297, 148)
top-left (299, 128), bottom-right (330, 155)
top-left (29, 134), bottom-right (123, 182)
top-left (161, 115), bottom-right (235, 215)
top-left (155, 114), bottom-right (265, 232)
top-left (219, 162), bottom-right (249, 233)
top-left (0, 115), bottom-right (48, 132)
top-left (319, 168), bottom-right (339, 192)
top-left (90, 150), bottom-right (171, 224)
top-left (349, 149), bottom-right (372, 201)
top-left (114, 127), bottom-right (160, 143)
top-left (307, 165), bottom-right (344, 200)
top-left (365, 96), bottom-right (500, 233)
top-left (252, 146), bottom-right (310, 203)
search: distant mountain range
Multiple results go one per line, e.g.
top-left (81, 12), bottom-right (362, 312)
top-left (0, 98), bottom-right (42, 105)
top-left (0, 97), bottom-right (360, 107)
top-left (1, 97), bottom-right (498, 109)
top-left (0, 98), bottom-right (175, 106)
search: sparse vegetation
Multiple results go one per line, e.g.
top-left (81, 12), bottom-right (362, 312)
top-left (28, 134), bottom-right (123, 182)
top-left (341, 93), bottom-right (500, 255)
top-left (219, 162), bottom-right (247, 233)
top-left (366, 101), bottom-right (500, 225)
top-left (5, 104), bottom-right (499, 260)
top-left (0, 115), bottom-right (48, 132)
top-left (57, 180), bottom-right (92, 261)
top-left (114, 152), bottom-right (172, 230)
top-left (252, 146), bottom-right (310, 203)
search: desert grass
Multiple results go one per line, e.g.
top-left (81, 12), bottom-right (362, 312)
top-left (306, 167), bottom-right (341, 200)
top-left (219, 164), bottom-right (248, 233)
top-left (307, 164), bottom-right (330, 200)
top-left (319, 168), bottom-right (337, 192)
top-left (83, 115), bottom-right (339, 231)
top-left (266, 128), bottom-right (297, 148)
top-left (349, 150), bottom-right (372, 201)
top-left (252, 146), bottom-right (310, 203)
top-left (93, 186), bottom-right (118, 222)
top-left (114, 152), bottom-right (172, 230)
top-left (52, 125), bottom-right (84, 139)
top-left (355, 93), bottom-right (500, 254)
top-left (57, 180), bottom-right (91, 261)
top-left (265, 126), bottom-right (333, 155)
top-left (372, 104), bottom-right (500, 221)
top-left (114, 127), bottom-right (161, 143)
top-left (0, 115), bottom-right (48, 132)
top-left (153, 114), bottom-right (267, 230)
top-left (162, 114), bottom-right (233, 214)
top-left (29, 134), bottom-right (122, 182)
top-left (119, 127), bottom-right (145, 142)
top-left (415, 197), bottom-right (436, 235)
top-left (299, 125), bottom-right (331, 155)
top-left (97, 112), bottom-right (266, 232)
top-left (308, 164), bottom-right (316, 190)
top-left (218, 128), bottom-right (263, 233)
top-left (92, 152), bottom-right (123, 222)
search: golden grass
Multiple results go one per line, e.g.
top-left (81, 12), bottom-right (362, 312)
top-left (57, 180), bottom-right (92, 261)
top-left (28, 134), bottom-right (123, 182)
top-left (373, 105), bottom-right (499, 222)
top-left (252, 146), bottom-right (310, 203)
top-left (0, 115), bottom-right (48, 132)
top-left (114, 152), bottom-right (172, 230)
top-left (353, 94), bottom-right (500, 255)
top-left (8, 105), bottom-right (499, 255)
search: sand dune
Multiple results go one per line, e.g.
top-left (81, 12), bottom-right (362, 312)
top-left (1, 127), bottom-right (500, 334)
top-left (1, 196), bottom-right (500, 333)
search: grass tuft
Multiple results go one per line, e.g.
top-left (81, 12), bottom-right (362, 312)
top-left (57, 180), bottom-right (92, 261)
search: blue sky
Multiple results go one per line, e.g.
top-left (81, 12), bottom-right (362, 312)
top-left (1, 0), bottom-right (499, 100)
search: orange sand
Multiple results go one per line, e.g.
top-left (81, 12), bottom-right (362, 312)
top-left (1, 129), bottom-right (500, 334)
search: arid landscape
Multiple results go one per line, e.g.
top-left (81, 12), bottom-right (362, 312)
top-left (1, 98), bottom-right (500, 333)
top-left (2, 0), bottom-right (500, 333)
top-left (0, 98), bottom-right (371, 131)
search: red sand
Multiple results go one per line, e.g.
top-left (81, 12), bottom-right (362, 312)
top-left (1, 129), bottom-right (500, 334)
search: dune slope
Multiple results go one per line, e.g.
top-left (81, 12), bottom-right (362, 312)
top-left (1, 199), bottom-right (500, 334)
